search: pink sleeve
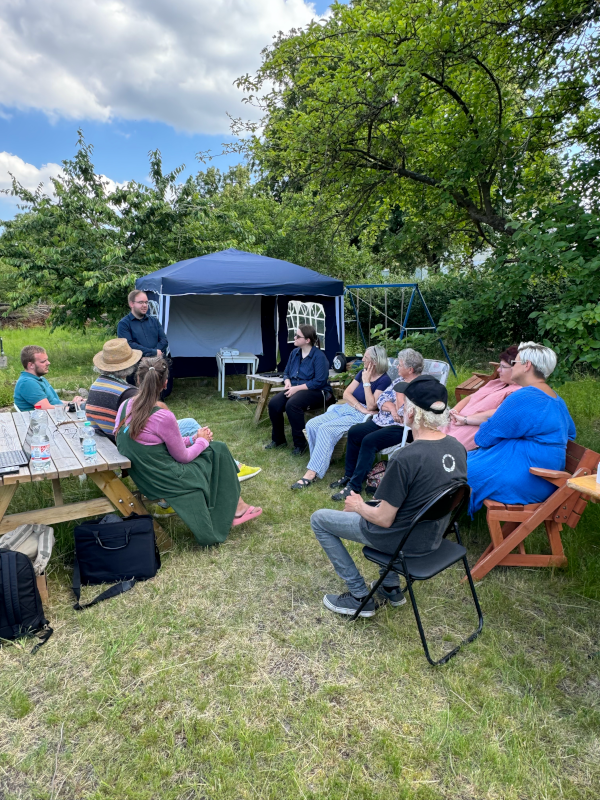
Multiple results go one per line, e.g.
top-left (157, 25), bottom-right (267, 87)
top-left (151, 410), bottom-right (210, 463)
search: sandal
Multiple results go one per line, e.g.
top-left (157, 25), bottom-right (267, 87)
top-left (291, 477), bottom-right (318, 490)
top-left (232, 506), bottom-right (263, 526)
top-left (331, 486), bottom-right (355, 502)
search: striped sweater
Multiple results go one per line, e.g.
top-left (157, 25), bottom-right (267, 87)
top-left (86, 377), bottom-right (137, 439)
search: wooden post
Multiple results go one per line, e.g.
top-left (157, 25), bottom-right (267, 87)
top-left (51, 479), bottom-right (64, 506)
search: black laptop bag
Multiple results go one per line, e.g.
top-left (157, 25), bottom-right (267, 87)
top-left (0, 548), bottom-right (53, 653)
top-left (72, 513), bottom-right (161, 610)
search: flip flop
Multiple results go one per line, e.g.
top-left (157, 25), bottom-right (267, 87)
top-left (232, 506), bottom-right (263, 526)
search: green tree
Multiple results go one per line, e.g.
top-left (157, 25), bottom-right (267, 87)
top-left (0, 134), bottom-right (245, 329)
top-left (235, 0), bottom-right (599, 248)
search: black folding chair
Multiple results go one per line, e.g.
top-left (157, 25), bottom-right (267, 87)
top-left (351, 483), bottom-right (483, 666)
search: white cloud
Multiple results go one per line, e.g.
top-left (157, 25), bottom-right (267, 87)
top-left (0, 0), bottom-right (321, 134)
top-left (0, 152), bottom-right (124, 218)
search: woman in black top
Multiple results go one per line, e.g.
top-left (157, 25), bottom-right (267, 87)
top-left (265, 324), bottom-right (331, 455)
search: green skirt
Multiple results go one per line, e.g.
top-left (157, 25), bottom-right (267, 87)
top-left (116, 417), bottom-right (240, 546)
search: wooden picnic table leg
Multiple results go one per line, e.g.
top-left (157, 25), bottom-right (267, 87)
top-left (88, 470), bottom-right (173, 554)
top-left (253, 382), bottom-right (272, 424)
top-left (0, 483), bottom-right (18, 528)
top-left (51, 478), bottom-right (64, 506)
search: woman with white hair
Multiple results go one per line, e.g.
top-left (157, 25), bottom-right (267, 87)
top-left (467, 341), bottom-right (576, 515)
top-left (291, 345), bottom-right (392, 488)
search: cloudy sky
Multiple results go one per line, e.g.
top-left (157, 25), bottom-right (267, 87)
top-left (0, 0), bottom-right (333, 216)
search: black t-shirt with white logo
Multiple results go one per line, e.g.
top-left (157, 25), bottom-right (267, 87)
top-left (360, 436), bottom-right (468, 555)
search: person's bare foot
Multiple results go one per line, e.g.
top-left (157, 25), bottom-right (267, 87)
top-left (236, 498), bottom-right (250, 516)
top-left (303, 470), bottom-right (317, 481)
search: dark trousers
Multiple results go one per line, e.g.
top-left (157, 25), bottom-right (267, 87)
top-left (268, 388), bottom-right (328, 448)
top-left (345, 420), bottom-right (410, 492)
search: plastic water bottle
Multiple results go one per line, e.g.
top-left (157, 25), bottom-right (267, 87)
top-left (82, 422), bottom-right (97, 465)
top-left (30, 405), bottom-right (52, 473)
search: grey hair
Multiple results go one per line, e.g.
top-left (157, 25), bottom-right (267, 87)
top-left (518, 341), bottom-right (557, 379)
top-left (364, 345), bottom-right (389, 374)
top-left (398, 347), bottom-right (424, 375)
top-left (404, 396), bottom-right (450, 431)
top-left (93, 364), bottom-right (138, 379)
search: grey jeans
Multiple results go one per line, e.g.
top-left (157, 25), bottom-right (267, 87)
top-left (311, 508), bottom-right (400, 598)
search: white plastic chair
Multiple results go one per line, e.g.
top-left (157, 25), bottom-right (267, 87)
top-left (378, 358), bottom-right (450, 458)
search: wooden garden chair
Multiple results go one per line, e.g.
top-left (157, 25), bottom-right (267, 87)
top-left (454, 363), bottom-right (500, 403)
top-left (469, 441), bottom-right (599, 581)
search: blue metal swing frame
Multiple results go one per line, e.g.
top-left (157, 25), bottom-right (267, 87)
top-left (345, 282), bottom-right (456, 376)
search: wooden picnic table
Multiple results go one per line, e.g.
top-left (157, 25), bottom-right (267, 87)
top-left (246, 371), bottom-right (344, 424)
top-left (0, 409), bottom-right (172, 553)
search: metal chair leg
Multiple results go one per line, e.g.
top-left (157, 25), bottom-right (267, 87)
top-left (350, 569), bottom-right (391, 621)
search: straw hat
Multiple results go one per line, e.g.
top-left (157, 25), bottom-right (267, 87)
top-left (93, 339), bottom-right (142, 372)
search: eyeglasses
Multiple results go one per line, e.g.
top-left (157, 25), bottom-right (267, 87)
top-left (294, 334), bottom-right (305, 340)
top-left (498, 363), bottom-right (510, 370)
top-left (510, 358), bottom-right (527, 366)
top-left (134, 301), bottom-right (149, 305)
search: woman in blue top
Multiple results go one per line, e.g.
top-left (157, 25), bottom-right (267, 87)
top-left (467, 341), bottom-right (576, 516)
top-left (266, 324), bottom-right (332, 456)
top-left (291, 345), bottom-right (392, 488)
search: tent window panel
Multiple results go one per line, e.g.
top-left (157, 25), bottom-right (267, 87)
top-left (287, 301), bottom-right (325, 346)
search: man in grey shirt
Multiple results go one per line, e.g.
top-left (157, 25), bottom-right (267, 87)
top-left (311, 375), bottom-right (467, 618)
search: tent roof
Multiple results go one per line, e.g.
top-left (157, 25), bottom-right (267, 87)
top-left (136, 248), bottom-right (344, 297)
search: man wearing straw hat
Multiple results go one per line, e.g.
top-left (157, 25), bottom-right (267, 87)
top-left (86, 339), bottom-right (143, 443)
top-left (87, 339), bottom-right (262, 484)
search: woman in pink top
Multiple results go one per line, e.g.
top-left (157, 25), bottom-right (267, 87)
top-left (443, 346), bottom-right (520, 451)
top-left (115, 357), bottom-right (262, 546)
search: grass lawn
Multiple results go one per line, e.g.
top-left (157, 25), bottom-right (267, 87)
top-left (1, 328), bottom-right (599, 800)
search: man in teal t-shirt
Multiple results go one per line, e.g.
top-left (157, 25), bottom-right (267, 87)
top-left (14, 346), bottom-right (85, 411)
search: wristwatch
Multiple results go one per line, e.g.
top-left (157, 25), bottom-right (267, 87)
top-left (363, 382), bottom-right (371, 387)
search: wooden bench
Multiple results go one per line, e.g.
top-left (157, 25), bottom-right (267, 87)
top-left (454, 363), bottom-right (499, 403)
top-left (469, 441), bottom-right (599, 581)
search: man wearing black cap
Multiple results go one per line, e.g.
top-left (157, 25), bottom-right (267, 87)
top-left (311, 375), bottom-right (467, 618)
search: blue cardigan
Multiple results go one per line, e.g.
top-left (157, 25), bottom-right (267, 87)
top-left (467, 386), bottom-right (576, 515)
top-left (283, 346), bottom-right (331, 391)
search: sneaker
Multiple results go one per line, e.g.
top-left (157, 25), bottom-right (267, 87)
top-left (265, 441), bottom-right (287, 450)
top-left (370, 580), bottom-right (407, 607)
top-left (237, 464), bottom-right (262, 482)
top-left (329, 476), bottom-right (350, 489)
top-left (331, 486), bottom-right (355, 502)
top-left (323, 591), bottom-right (376, 618)
top-left (153, 502), bottom-right (176, 518)
top-left (291, 444), bottom-right (308, 456)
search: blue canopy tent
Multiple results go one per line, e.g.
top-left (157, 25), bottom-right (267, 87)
top-left (135, 248), bottom-right (345, 378)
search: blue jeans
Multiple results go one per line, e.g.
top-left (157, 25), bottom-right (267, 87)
top-left (177, 418), bottom-right (200, 439)
top-left (177, 418), bottom-right (240, 471)
top-left (311, 508), bottom-right (400, 597)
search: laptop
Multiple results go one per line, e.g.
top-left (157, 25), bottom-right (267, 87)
top-left (0, 449), bottom-right (29, 475)
top-left (0, 416), bottom-right (34, 475)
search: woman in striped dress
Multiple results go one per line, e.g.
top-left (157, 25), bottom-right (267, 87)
top-left (291, 346), bottom-right (391, 489)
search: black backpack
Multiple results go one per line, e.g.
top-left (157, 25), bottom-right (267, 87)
top-left (0, 548), bottom-right (53, 653)
top-left (72, 513), bottom-right (161, 610)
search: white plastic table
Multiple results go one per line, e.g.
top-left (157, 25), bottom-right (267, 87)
top-left (216, 352), bottom-right (260, 398)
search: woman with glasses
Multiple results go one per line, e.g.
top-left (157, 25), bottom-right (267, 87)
top-left (466, 341), bottom-right (576, 516)
top-left (266, 325), bottom-right (332, 456)
top-left (442, 345), bottom-right (521, 451)
top-left (291, 345), bottom-right (391, 489)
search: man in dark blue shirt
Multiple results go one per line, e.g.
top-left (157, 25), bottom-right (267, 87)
top-left (117, 291), bottom-right (168, 357)
top-left (117, 290), bottom-right (172, 396)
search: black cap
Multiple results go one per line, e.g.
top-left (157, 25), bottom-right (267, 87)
top-left (393, 374), bottom-right (448, 413)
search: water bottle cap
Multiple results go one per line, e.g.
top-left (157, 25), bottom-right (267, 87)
top-left (84, 421), bottom-right (91, 426)
top-left (34, 403), bottom-right (42, 409)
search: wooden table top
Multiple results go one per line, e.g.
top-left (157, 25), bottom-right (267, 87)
top-left (567, 474), bottom-right (600, 501)
top-left (0, 409), bottom-right (130, 486)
